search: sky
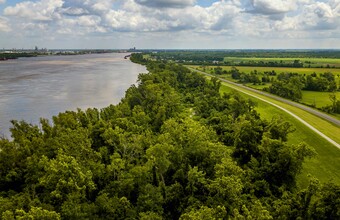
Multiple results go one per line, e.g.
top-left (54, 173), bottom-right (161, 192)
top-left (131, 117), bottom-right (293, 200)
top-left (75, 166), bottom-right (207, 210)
top-left (0, 0), bottom-right (339, 49)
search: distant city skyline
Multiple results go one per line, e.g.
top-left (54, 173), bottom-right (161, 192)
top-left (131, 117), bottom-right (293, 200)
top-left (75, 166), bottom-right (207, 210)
top-left (0, 0), bottom-right (339, 49)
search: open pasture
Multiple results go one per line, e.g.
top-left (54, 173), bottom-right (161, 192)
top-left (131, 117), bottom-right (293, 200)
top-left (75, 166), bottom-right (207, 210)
top-left (195, 65), bottom-right (340, 76)
top-left (301, 90), bottom-right (340, 108)
top-left (223, 57), bottom-right (340, 68)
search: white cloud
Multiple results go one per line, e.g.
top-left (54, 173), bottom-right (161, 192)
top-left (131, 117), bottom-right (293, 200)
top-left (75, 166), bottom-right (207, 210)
top-left (4, 0), bottom-right (63, 21)
top-left (204, 1), bottom-right (240, 30)
top-left (247, 0), bottom-right (297, 15)
top-left (101, 0), bottom-right (240, 32)
top-left (134, 0), bottom-right (196, 8)
top-left (0, 0), bottom-right (339, 48)
top-left (0, 17), bottom-right (10, 32)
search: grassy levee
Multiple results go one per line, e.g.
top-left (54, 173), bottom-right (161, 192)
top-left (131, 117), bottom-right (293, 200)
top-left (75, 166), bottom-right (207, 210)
top-left (219, 84), bottom-right (340, 187)
top-left (199, 72), bottom-right (340, 144)
top-left (208, 76), bottom-right (340, 187)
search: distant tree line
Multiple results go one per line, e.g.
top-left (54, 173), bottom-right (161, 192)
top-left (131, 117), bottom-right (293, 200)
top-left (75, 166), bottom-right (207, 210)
top-left (0, 54), bottom-right (339, 219)
top-left (0, 53), bottom-right (37, 60)
top-left (224, 59), bottom-right (304, 68)
top-left (147, 50), bottom-right (340, 67)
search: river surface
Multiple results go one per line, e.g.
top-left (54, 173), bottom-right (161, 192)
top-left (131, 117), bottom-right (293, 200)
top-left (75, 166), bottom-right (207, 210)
top-left (0, 53), bottom-right (147, 137)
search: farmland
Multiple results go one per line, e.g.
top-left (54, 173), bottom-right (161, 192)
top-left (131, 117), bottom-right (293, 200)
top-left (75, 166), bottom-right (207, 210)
top-left (223, 57), bottom-right (340, 68)
top-left (191, 65), bottom-right (340, 77)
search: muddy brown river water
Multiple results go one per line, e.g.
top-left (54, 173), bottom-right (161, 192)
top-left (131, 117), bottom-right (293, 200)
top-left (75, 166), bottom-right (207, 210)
top-left (0, 53), bottom-right (147, 137)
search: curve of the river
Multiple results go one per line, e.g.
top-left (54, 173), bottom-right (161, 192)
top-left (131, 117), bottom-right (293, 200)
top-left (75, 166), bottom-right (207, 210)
top-left (0, 53), bottom-right (147, 138)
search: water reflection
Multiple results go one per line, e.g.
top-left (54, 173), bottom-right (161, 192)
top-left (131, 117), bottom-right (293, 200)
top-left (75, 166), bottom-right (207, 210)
top-left (0, 53), bottom-right (147, 137)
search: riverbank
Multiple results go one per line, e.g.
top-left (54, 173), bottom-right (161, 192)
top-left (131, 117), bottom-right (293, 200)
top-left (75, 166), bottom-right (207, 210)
top-left (0, 49), bottom-right (134, 61)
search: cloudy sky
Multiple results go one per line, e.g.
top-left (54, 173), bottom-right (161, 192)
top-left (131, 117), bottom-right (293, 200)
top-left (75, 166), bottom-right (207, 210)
top-left (0, 0), bottom-right (339, 49)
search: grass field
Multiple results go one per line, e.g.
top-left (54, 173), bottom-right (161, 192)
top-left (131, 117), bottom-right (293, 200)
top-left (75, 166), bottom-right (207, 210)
top-left (301, 91), bottom-right (340, 108)
top-left (223, 57), bottom-right (340, 68)
top-left (219, 83), bottom-right (340, 187)
top-left (193, 65), bottom-right (340, 76)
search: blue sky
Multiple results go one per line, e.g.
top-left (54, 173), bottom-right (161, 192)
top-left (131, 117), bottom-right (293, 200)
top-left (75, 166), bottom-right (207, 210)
top-left (0, 0), bottom-right (339, 49)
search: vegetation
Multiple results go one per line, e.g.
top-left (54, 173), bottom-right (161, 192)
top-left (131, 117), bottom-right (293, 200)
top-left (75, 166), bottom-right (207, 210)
top-left (0, 54), bottom-right (339, 219)
top-left (224, 57), bottom-right (304, 68)
top-left (0, 52), bottom-right (37, 60)
top-left (198, 65), bottom-right (340, 75)
top-left (223, 57), bottom-right (340, 68)
top-left (213, 66), bottom-right (339, 103)
top-left (191, 65), bottom-right (340, 116)
top-left (0, 50), bottom-right (119, 61)
top-left (301, 91), bottom-right (340, 108)
top-left (148, 50), bottom-right (340, 67)
top-left (218, 83), bottom-right (340, 187)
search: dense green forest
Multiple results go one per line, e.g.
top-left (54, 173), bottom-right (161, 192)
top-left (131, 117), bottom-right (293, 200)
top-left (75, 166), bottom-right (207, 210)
top-left (0, 53), bottom-right (339, 219)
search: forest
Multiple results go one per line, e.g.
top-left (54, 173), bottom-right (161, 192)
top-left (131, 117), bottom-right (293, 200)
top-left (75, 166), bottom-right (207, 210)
top-left (0, 53), bottom-right (339, 219)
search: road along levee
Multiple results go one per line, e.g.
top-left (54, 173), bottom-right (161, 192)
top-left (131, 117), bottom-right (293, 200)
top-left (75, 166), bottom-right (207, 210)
top-left (188, 67), bottom-right (340, 150)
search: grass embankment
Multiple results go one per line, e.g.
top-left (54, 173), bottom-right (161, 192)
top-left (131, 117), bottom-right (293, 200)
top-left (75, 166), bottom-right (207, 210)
top-left (219, 84), bottom-right (340, 187)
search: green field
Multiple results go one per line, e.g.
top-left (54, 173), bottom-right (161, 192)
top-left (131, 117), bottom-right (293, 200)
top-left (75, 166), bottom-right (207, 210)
top-left (301, 91), bottom-right (340, 108)
top-left (223, 57), bottom-right (340, 68)
top-left (195, 65), bottom-right (340, 76)
top-left (219, 82), bottom-right (340, 187)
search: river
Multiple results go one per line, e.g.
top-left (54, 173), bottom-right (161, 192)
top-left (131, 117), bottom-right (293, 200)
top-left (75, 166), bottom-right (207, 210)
top-left (0, 53), bottom-right (147, 138)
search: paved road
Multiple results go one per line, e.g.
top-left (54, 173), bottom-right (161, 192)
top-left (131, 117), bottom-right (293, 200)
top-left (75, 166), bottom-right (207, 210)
top-left (189, 67), bottom-right (340, 149)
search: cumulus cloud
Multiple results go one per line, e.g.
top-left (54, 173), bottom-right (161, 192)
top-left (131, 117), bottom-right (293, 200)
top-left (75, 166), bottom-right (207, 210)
top-left (247, 0), bottom-right (297, 15)
top-left (301, 2), bottom-right (339, 30)
top-left (273, 1), bottom-right (340, 32)
top-left (0, 0), bottom-right (339, 48)
top-left (0, 0), bottom-right (6, 4)
top-left (4, 0), bottom-right (63, 21)
top-left (134, 0), bottom-right (196, 8)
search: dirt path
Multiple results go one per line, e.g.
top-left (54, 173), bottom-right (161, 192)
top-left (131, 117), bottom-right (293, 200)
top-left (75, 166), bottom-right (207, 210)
top-left (189, 67), bottom-right (340, 149)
